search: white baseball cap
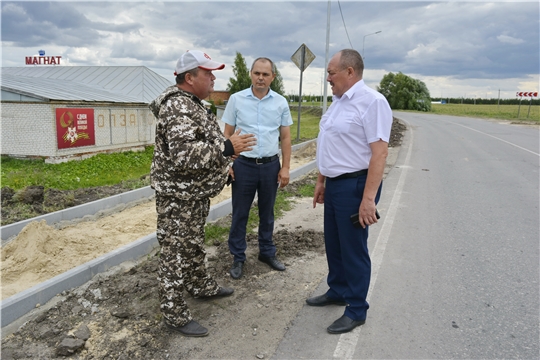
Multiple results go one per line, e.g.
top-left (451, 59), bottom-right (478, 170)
top-left (174, 50), bottom-right (225, 76)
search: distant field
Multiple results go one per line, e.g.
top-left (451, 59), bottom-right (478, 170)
top-left (428, 104), bottom-right (539, 122)
top-left (290, 102), bottom-right (539, 123)
top-left (290, 108), bottom-right (320, 143)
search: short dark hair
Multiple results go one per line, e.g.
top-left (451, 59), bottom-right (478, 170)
top-left (251, 57), bottom-right (276, 74)
top-left (339, 49), bottom-right (364, 77)
top-left (176, 68), bottom-right (199, 85)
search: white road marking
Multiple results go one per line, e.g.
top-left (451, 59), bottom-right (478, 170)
top-left (454, 123), bottom-right (539, 156)
top-left (333, 116), bottom-right (537, 358)
top-left (333, 119), bottom-right (414, 359)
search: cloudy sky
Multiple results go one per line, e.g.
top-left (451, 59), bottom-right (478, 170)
top-left (2, 1), bottom-right (538, 100)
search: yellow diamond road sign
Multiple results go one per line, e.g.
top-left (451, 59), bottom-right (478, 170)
top-left (291, 44), bottom-right (315, 72)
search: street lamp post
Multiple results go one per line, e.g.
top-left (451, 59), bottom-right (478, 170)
top-left (362, 30), bottom-right (382, 59)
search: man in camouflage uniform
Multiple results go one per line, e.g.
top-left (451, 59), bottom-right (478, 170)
top-left (150, 50), bottom-right (256, 337)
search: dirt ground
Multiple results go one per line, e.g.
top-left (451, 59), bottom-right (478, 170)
top-left (1, 119), bottom-right (405, 359)
top-left (0, 141), bottom-right (320, 300)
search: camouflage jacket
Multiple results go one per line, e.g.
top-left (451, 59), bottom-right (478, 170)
top-left (150, 86), bottom-right (229, 200)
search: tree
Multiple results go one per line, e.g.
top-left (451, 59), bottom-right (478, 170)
top-left (270, 66), bottom-right (285, 96)
top-left (227, 51), bottom-right (286, 96)
top-left (226, 52), bottom-right (251, 94)
top-left (378, 72), bottom-right (431, 111)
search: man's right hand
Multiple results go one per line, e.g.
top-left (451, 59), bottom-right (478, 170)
top-left (229, 129), bottom-right (256, 155)
top-left (312, 173), bottom-right (326, 208)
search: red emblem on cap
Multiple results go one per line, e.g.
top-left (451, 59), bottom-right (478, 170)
top-left (204, 53), bottom-right (211, 60)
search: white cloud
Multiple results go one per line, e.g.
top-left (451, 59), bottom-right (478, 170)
top-left (1, 1), bottom-right (538, 99)
top-left (497, 34), bottom-right (525, 45)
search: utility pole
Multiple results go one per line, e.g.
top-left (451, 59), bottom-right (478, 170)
top-left (322, 0), bottom-right (331, 114)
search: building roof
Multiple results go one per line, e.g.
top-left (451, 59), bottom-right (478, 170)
top-left (1, 66), bottom-right (174, 103)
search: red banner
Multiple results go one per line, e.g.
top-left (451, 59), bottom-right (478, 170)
top-left (56, 108), bottom-right (95, 149)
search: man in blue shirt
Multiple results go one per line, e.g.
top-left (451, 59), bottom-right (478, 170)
top-left (222, 57), bottom-right (293, 279)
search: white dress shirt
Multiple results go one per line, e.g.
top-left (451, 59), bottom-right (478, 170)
top-left (317, 79), bottom-right (392, 178)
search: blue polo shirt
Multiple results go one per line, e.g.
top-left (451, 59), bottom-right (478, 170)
top-left (222, 87), bottom-right (293, 158)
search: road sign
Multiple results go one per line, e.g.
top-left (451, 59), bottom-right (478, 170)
top-left (516, 91), bottom-right (538, 119)
top-left (516, 91), bottom-right (538, 97)
top-left (291, 44), bottom-right (316, 72)
top-left (290, 43), bottom-right (316, 141)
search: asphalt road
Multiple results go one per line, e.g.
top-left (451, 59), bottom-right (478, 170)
top-left (274, 112), bottom-right (539, 359)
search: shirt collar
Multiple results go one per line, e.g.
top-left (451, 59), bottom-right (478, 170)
top-left (333, 79), bottom-right (365, 101)
top-left (248, 86), bottom-right (274, 99)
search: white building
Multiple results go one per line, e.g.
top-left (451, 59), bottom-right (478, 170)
top-left (1, 66), bottom-right (173, 163)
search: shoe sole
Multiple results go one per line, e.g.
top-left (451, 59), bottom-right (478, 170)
top-left (306, 300), bottom-right (347, 307)
top-left (327, 320), bottom-right (366, 334)
top-left (196, 294), bottom-right (234, 299)
top-left (164, 324), bottom-right (209, 337)
top-left (176, 331), bottom-right (209, 337)
top-left (196, 288), bottom-right (235, 299)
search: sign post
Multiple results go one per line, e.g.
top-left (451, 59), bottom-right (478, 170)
top-left (516, 92), bottom-right (538, 119)
top-left (291, 44), bottom-right (316, 141)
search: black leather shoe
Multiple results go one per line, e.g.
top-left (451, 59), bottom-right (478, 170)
top-left (199, 287), bottom-right (234, 299)
top-left (306, 294), bottom-right (347, 307)
top-left (164, 320), bottom-right (208, 337)
top-left (258, 255), bottom-right (286, 271)
top-left (327, 315), bottom-right (366, 334)
top-left (230, 261), bottom-right (244, 279)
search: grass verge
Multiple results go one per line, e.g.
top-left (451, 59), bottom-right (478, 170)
top-left (290, 107), bottom-right (321, 143)
top-left (1, 147), bottom-right (155, 191)
top-left (428, 104), bottom-right (538, 122)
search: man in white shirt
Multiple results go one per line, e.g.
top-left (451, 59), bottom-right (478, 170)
top-left (306, 49), bottom-right (393, 334)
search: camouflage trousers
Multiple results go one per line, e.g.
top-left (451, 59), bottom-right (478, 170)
top-left (156, 194), bottom-right (220, 327)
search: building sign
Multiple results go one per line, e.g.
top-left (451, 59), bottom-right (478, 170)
top-left (56, 108), bottom-right (95, 149)
top-left (26, 49), bottom-right (62, 65)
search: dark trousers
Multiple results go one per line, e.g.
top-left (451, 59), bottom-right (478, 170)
top-left (323, 175), bottom-right (382, 321)
top-left (228, 156), bottom-right (280, 262)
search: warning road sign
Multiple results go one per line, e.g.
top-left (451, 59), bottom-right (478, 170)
top-left (291, 44), bottom-right (316, 72)
top-left (516, 91), bottom-right (538, 97)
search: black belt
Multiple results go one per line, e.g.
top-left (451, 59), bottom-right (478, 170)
top-left (239, 154), bottom-right (278, 164)
top-left (329, 169), bottom-right (368, 180)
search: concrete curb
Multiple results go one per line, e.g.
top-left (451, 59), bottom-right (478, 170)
top-left (1, 187), bottom-right (156, 243)
top-left (1, 139), bottom-right (317, 243)
top-left (1, 233), bottom-right (158, 328)
top-left (1, 140), bottom-right (318, 329)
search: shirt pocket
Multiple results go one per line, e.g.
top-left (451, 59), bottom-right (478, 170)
top-left (333, 111), bottom-right (356, 133)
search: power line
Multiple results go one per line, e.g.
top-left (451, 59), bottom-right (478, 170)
top-left (337, 0), bottom-right (354, 49)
